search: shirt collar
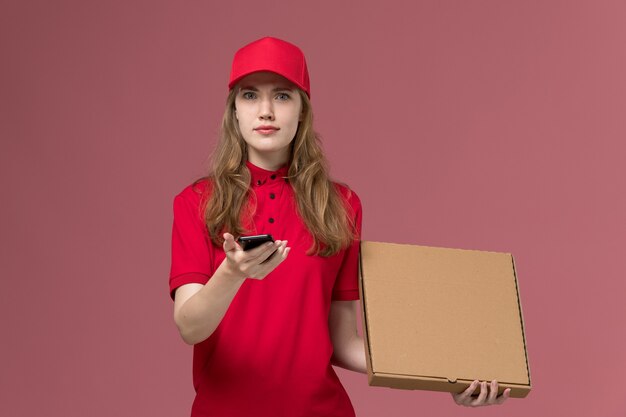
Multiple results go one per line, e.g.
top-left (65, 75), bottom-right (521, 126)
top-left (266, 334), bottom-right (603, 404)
top-left (246, 160), bottom-right (290, 187)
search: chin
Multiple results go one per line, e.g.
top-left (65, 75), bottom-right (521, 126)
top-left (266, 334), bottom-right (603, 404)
top-left (252, 140), bottom-right (287, 148)
top-left (250, 144), bottom-right (290, 155)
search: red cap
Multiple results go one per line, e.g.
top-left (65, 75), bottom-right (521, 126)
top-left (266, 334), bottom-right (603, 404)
top-left (228, 37), bottom-right (311, 98)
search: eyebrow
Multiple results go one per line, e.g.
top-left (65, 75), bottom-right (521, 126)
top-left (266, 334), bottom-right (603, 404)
top-left (239, 86), bottom-right (294, 92)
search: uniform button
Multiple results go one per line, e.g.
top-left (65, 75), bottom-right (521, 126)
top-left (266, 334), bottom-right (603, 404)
top-left (270, 174), bottom-right (276, 180)
top-left (269, 193), bottom-right (275, 199)
top-left (268, 217), bottom-right (275, 223)
top-left (256, 180), bottom-right (262, 186)
top-left (284, 178), bottom-right (288, 183)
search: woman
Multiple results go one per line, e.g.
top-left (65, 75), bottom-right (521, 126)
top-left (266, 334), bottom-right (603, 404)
top-left (169, 36), bottom-right (509, 417)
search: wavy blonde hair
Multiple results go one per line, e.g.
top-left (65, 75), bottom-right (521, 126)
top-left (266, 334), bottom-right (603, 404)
top-left (194, 87), bottom-right (356, 257)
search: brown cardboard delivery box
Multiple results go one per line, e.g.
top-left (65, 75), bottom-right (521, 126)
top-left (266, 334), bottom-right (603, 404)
top-left (358, 241), bottom-right (531, 398)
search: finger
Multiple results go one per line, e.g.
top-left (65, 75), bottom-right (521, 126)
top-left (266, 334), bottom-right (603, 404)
top-left (259, 245), bottom-right (280, 264)
top-left (259, 241), bottom-right (288, 266)
top-left (487, 380), bottom-right (499, 404)
top-left (246, 242), bottom-right (289, 279)
top-left (457, 380), bottom-right (479, 404)
top-left (496, 388), bottom-right (511, 405)
top-left (223, 233), bottom-right (239, 252)
top-left (259, 240), bottom-right (286, 264)
top-left (278, 242), bottom-right (290, 260)
top-left (243, 241), bottom-right (278, 262)
top-left (470, 381), bottom-right (488, 406)
top-left (454, 380), bottom-right (479, 404)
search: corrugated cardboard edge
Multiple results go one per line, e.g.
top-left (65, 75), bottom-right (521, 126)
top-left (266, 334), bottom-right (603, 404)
top-left (368, 373), bottom-right (531, 397)
top-left (358, 241), bottom-right (375, 383)
top-left (511, 255), bottom-right (532, 394)
top-left (358, 241), bottom-right (532, 399)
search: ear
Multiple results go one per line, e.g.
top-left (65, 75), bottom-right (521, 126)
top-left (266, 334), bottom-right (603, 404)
top-left (234, 109), bottom-right (238, 120)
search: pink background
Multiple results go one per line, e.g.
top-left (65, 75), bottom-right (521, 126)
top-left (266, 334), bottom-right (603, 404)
top-left (2, 1), bottom-right (625, 416)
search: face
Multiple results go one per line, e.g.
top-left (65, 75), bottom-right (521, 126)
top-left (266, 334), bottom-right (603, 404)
top-left (234, 71), bottom-right (303, 167)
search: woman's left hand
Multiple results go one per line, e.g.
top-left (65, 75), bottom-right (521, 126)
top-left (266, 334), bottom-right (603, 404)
top-left (451, 380), bottom-right (510, 407)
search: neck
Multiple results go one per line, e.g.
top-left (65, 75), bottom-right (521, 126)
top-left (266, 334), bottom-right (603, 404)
top-left (247, 149), bottom-right (289, 171)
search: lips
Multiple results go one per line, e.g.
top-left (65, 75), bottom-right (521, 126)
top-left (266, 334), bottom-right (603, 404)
top-left (254, 125), bottom-right (279, 131)
top-left (254, 125), bottom-right (280, 135)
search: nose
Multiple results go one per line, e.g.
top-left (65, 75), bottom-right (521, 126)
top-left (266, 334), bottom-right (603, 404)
top-left (258, 96), bottom-right (274, 120)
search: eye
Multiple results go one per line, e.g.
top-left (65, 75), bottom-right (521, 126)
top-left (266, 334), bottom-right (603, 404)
top-left (276, 93), bottom-right (290, 100)
top-left (242, 91), bottom-right (256, 100)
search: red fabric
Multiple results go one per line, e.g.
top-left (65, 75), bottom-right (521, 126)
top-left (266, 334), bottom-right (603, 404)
top-left (169, 160), bottom-right (362, 417)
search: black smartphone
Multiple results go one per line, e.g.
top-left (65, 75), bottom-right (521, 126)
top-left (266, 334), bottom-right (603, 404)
top-left (237, 234), bottom-right (275, 251)
top-left (237, 234), bottom-right (277, 264)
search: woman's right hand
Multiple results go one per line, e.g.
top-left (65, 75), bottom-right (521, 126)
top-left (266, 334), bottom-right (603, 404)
top-left (221, 232), bottom-right (290, 281)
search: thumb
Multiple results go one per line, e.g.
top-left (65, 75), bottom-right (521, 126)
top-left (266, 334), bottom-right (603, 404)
top-left (223, 233), bottom-right (239, 252)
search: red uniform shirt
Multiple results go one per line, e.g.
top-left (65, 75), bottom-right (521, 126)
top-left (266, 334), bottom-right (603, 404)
top-left (169, 160), bottom-right (362, 417)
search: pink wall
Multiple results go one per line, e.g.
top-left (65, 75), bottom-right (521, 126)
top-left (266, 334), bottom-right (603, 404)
top-left (2, 1), bottom-right (625, 416)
